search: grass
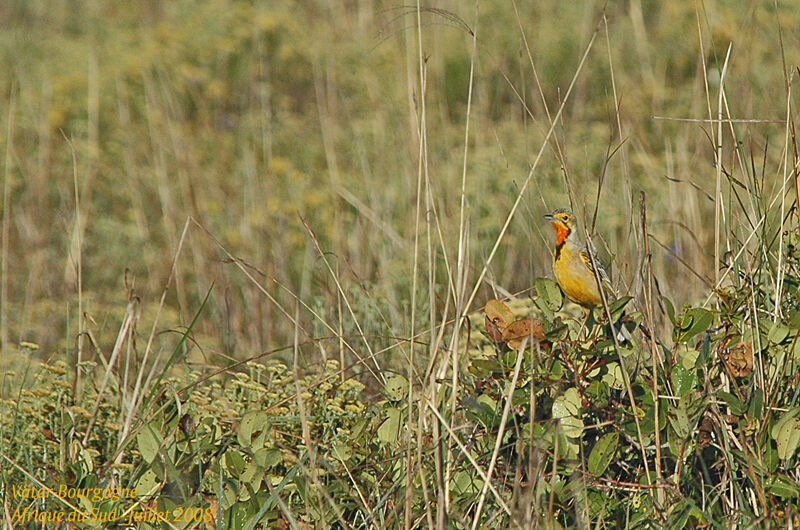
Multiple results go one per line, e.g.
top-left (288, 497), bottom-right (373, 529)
top-left (2, 0), bottom-right (800, 528)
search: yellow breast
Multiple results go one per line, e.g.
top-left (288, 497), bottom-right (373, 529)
top-left (553, 245), bottom-right (603, 308)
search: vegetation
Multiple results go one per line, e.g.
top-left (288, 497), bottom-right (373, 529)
top-left (2, 0), bottom-right (800, 528)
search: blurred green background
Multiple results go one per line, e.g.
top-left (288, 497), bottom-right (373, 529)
top-left (1, 0), bottom-right (797, 361)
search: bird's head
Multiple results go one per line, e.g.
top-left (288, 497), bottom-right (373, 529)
top-left (544, 208), bottom-right (576, 246)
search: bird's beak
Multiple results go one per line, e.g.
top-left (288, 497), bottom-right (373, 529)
top-left (544, 213), bottom-right (555, 221)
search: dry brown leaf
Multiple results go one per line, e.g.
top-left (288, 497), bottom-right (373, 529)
top-left (697, 415), bottom-right (714, 450)
top-left (723, 341), bottom-right (753, 378)
top-left (485, 314), bottom-right (505, 342)
top-left (502, 318), bottom-right (545, 350)
top-left (203, 495), bottom-right (218, 530)
top-left (484, 299), bottom-right (514, 342)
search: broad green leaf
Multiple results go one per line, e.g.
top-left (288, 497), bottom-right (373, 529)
top-left (668, 404), bottom-right (690, 439)
top-left (771, 408), bottom-right (800, 460)
top-left (241, 461), bottom-right (264, 490)
top-left (253, 448), bottom-right (282, 468)
top-left (136, 469), bottom-right (160, 495)
top-left (770, 407), bottom-right (800, 439)
top-left (585, 380), bottom-right (610, 409)
top-left (351, 417), bottom-right (369, 441)
top-left (675, 343), bottom-right (698, 371)
top-left (718, 391), bottom-right (746, 416)
top-left (680, 310), bottom-right (694, 331)
top-left (377, 407), bottom-right (402, 444)
top-left (549, 359), bottom-right (565, 378)
top-left (748, 388), bottom-right (763, 419)
top-left (609, 296), bottom-right (632, 321)
top-left (662, 296), bottom-right (677, 326)
top-left (692, 307), bottom-right (714, 328)
top-left (765, 439), bottom-right (780, 473)
top-left (137, 424), bottom-right (162, 464)
top-left (451, 470), bottom-right (482, 495)
top-left (464, 394), bottom-right (499, 429)
top-left (768, 321), bottom-right (790, 344)
top-left (78, 443), bottom-right (94, 473)
top-left (470, 358), bottom-right (503, 376)
top-left (251, 425), bottom-right (269, 450)
top-left (333, 442), bottom-right (352, 461)
top-left (477, 393), bottom-right (497, 410)
top-left (535, 277), bottom-right (563, 312)
top-left (680, 308), bottom-right (713, 342)
top-left (788, 309), bottom-right (800, 329)
top-left (384, 375), bottom-right (408, 401)
top-left (588, 432), bottom-right (619, 475)
top-left (552, 388), bottom-right (584, 439)
top-left (78, 492), bottom-right (93, 514)
top-left (766, 475), bottom-right (800, 499)
top-left (667, 425), bottom-right (683, 458)
top-left (601, 362), bottom-right (625, 390)
top-left (238, 410), bottom-right (270, 448)
top-left (671, 365), bottom-right (696, 396)
top-left (225, 450), bottom-right (246, 475)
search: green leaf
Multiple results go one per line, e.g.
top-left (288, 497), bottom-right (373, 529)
top-left (332, 442), bottom-right (352, 461)
top-left (671, 365), bottom-right (696, 396)
top-left (768, 321), bottom-right (790, 344)
top-left (137, 423), bottom-right (162, 464)
top-left (668, 404), bottom-right (690, 439)
top-left (451, 470), bottom-right (482, 496)
top-left (679, 310), bottom-right (693, 331)
top-left (764, 440), bottom-right (780, 472)
top-left (718, 391), bottom-right (746, 416)
top-left (770, 407), bottom-right (800, 438)
top-left (662, 296), bottom-right (677, 326)
top-left (588, 432), bottom-right (619, 475)
top-left (535, 277), bottom-right (563, 312)
top-left (377, 407), bottom-right (402, 444)
top-left (666, 499), bottom-right (691, 530)
top-left (552, 388), bottom-right (584, 439)
top-left (136, 469), bottom-right (160, 495)
top-left (680, 308), bottom-right (713, 342)
top-left (667, 424), bottom-right (688, 458)
top-left (788, 309), bottom-right (800, 329)
top-left (384, 375), bottom-right (408, 402)
top-left (238, 410), bottom-right (270, 448)
top-left (225, 450), bottom-right (246, 475)
top-left (78, 491), bottom-right (93, 514)
top-left (469, 358), bottom-right (503, 376)
top-left (609, 296), bottom-right (632, 321)
top-left (253, 448), bottom-right (282, 469)
top-left (766, 475), bottom-right (800, 499)
top-left (695, 334), bottom-right (711, 369)
top-left (585, 380), bottom-right (610, 409)
top-left (693, 308), bottom-right (713, 330)
top-left (242, 461), bottom-right (264, 486)
top-left (463, 394), bottom-right (499, 429)
top-left (601, 362), bottom-right (625, 390)
top-left (771, 408), bottom-right (800, 460)
top-left (748, 388), bottom-right (763, 419)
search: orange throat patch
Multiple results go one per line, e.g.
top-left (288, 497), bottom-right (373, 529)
top-left (552, 222), bottom-right (569, 247)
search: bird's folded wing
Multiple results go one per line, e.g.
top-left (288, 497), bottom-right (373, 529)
top-left (579, 249), bottom-right (617, 297)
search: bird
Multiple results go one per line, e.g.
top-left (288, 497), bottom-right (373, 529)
top-left (544, 208), bottom-right (629, 341)
top-left (544, 208), bottom-right (615, 308)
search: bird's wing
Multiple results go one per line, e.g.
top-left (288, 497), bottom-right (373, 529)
top-left (579, 249), bottom-right (617, 297)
